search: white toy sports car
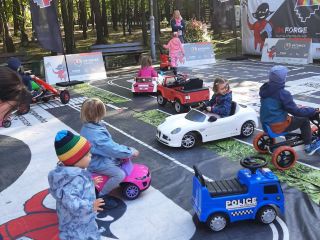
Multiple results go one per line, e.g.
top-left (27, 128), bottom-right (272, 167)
top-left (156, 102), bottom-right (258, 148)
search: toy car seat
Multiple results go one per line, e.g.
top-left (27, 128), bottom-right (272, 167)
top-left (264, 124), bottom-right (288, 138)
top-left (229, 101), bottom-right (237, 116)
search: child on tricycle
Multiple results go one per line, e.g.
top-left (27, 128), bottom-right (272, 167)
top-left (260, 65), bottom-right (320, 155)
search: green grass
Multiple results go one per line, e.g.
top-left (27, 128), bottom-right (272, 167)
top-left (133, 109), bottom-right (320, 204)
top-left (72, 83), bottom-right (129, 104)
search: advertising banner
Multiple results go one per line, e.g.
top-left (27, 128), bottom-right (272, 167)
top-left (178, 42), bottom-right (216, 67)
top-left (44, 52), bottom-right (106, 84)
top-left (241, 0), bottom-right (320, 59)
top-left (29, 0), bottom-right (64, 53)
top-left (44, 55), bottom-right (69, 85)
top-left (261, 38), bottom-right (312, 64)
top-left (65, 52), bottom-right (106, 81)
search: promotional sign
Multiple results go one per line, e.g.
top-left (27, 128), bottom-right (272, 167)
top-left (65, 52), bottom-right (106, 81)
top-left (44, 52), bottom-right (106, 84)
top-left (44, 55), bottom-right (69, 85)
top-left (29, 0), bottom-right (64, 53)
top-left (178, 42), bottom-right (216, 67)
top-left (241, 0), bottom-right (320, 59)
top-left (261, 38), bottom-right (312, 64)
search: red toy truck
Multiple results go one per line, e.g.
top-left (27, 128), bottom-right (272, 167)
top-left (157, 75), bottom-right (210, 113)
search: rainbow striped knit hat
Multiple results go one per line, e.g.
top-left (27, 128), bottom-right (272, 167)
top-left (54, 130), bottom-right (91, 166)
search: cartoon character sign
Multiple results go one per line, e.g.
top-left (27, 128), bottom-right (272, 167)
top-left (0, 190), bottom-right (126, 240)
top-left (247, 3), bottom-right (274, 51)
top-left (267, 45), bottom-right (277, 59)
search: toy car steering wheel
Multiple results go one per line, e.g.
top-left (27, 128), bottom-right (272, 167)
top-left (240, 156), bottom-right (268, 174)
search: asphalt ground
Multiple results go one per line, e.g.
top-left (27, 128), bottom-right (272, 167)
top-left (1, 59), bottom-right (320, 240)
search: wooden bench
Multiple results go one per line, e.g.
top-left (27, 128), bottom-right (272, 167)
top-left (90, 42), bottom-right (148, 66)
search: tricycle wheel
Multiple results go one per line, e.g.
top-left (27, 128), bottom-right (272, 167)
top-left (157, 93), bottom-right (167, 106)
top-left (240, 121), bottom-right (255, 137)
top-left (181, 132), bottom-right (197, 149)
top-left (256, 206), bottom-right (277, 224)
top-left (174, 100), bottom-right (186, 113)
top-left (2, 120), bottom-right (11, 128)
top-left (253, 132), bottom-right (274, 154)
top-left (272, 146), bottom-right (297, 170)
top-left (17, 103), bottom-right (30, 115)
top-left (60, 90), bottom-right (70, 104)
top-left (122, 183), bottom-right (140, 200)
top-left (207, 213), bottom-right (228, 232)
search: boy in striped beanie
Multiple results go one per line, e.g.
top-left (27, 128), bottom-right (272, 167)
top-left (48, 130), bottom-right (105, 239)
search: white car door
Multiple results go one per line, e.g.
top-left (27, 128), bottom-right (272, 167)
top-left (202, 115), bottom-right (237, 142)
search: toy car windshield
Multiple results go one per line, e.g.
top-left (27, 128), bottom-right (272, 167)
top-left (136, 77), bottom-right (153, 83)
top-left (185, 110), bottom-right (206, 122)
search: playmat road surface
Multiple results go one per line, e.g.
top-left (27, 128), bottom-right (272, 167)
top-left (1, 59), bottom-right (320, 240)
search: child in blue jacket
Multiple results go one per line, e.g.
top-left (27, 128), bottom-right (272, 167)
top-left (80, 98), bottom-right (139, 207)
top-left (260, 65), bottom-right (320, 155)
top-left (48, 130), bottom-right (105, 240)
top-left (205, 77), bottom-right (232, 118)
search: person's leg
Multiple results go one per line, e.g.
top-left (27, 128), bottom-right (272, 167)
top-left (98, 165), bottom-right (126, 197)
top-left (285, 116), bottom-right (311, 144)
top-left (285, 116), bottom-right (320, 155)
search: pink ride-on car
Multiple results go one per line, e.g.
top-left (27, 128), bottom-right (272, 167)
top-left (92, 158), bottom-right (151, 200)
top-left (132, 77), bottom-right (158, 95)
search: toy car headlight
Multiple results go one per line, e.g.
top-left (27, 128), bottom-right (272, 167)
top-left (171, 128), bottom-right (181, 134)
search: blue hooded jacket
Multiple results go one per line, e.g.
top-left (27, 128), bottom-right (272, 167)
top-left (260, 66), bottom-right (315, 126)
top-left (48, 165), bottom-right (100, 240)
top-left (80, 122), bottom-right (133, 173)
top-left (207, 91), bottom-right (232, 117)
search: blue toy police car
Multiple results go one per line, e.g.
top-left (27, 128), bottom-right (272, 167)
top-left (192, 156), bottom-right (285, 232)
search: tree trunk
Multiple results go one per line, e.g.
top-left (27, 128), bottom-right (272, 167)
top-left (13, 0), bottom-right (20, 36)
top-left (61, 0), bottom-right (75, 53)
top-left (133, 0), bottom-right (139, 26)
top-left (19, 0), bottom-right (28, 46)
top-left (140, 0), bottom-right (147, 46)
top-left (211, 0), bottom-right (222, 35)
top-left (0, 0), bottom-right (15, 52)
top-left (153, 0), bottom-right (160, 44)
top-left (79, 0), bottom-right (88, 39)
top-left (120, 0), bottom-right (126, 36)
top-left (90, 0), bottom-right (104, 44)
top-left (101, 0), bottom-right (109, 37)
top-left (111, 0), bottom-right (118, 30)
top-left (164, 0), bottom-right (171, 24)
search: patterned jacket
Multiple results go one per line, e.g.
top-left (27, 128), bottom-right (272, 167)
top-left (48, 165), bottom-right (100, 240)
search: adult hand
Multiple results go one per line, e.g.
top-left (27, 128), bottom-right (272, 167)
top-left (94, 198), bottom-right (105, 212)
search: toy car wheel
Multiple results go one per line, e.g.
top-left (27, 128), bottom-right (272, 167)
top-left (207, 213), bottom-right (228, 232)
top-left (42, 96), bottom-right (50, 102)
top-left (122, 183), bottom-right (140, 200)
top-left (272, 146), bottom-right (297, 170)
top-left (174, 100), bottom-right (186, 113)
top-left (240, 121), bottom-right (255, 137)
top-left (157, 93), bottom-right (167, 106)
top-left (253, 132), bottom-right (274, 154)
top-left (256, 206), bottom-right (277, 224)
top-left (181, 132), bottom-right (197, 149)
top-left (60, 90), bottom-right (70, 104)
top-left (17, 103), bottom-right (30, 115)
top-left (2, 120), bottom-right (11, 128)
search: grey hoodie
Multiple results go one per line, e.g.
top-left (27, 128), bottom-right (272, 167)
top-left (48, 165), bottom-right (100, 240)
